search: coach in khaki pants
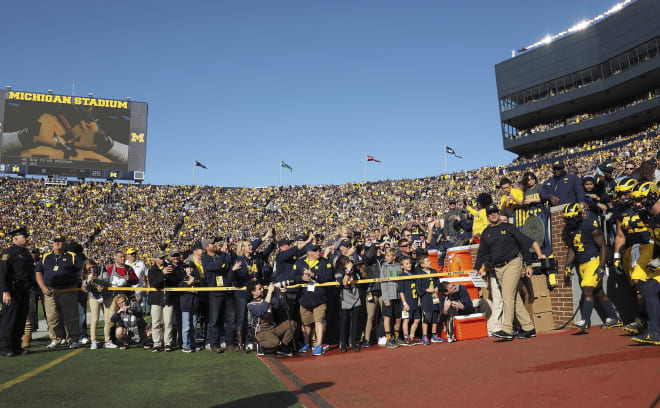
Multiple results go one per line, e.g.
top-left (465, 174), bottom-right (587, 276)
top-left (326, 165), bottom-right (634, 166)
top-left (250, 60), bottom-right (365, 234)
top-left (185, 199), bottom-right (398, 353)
top-left (147, 249), bottom-right (179, 352)
top-left (35, 235), bottom-right (82, 349)
top-left (474, 205), bottom-right (546, 341)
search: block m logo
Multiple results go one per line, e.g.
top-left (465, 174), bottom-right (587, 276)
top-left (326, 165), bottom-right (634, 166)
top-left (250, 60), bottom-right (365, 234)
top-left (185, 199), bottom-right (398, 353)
top-left (131, 133), bottom-right (145, 143)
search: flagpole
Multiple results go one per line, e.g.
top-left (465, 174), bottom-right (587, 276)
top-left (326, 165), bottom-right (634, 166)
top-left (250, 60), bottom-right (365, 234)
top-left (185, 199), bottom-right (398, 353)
top-left (280, 162), bottom-right (282, 186)
top-left (364, 155), bottom-right (367, 183)
top-left (444, 146), bottom-right (447, 173)
top-left (193, 163), bottom-right (196, 185)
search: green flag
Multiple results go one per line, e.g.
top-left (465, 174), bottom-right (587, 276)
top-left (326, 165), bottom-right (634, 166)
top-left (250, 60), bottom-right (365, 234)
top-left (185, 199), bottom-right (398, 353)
top-left (281, 161), bottom-right (293, 172)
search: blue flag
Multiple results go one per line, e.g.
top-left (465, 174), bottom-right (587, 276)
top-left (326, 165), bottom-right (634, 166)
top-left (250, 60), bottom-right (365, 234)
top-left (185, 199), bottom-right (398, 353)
top-left (194, 160), bottom-right (208, 169)
top-left (445, 146), bottom-right (462, 159)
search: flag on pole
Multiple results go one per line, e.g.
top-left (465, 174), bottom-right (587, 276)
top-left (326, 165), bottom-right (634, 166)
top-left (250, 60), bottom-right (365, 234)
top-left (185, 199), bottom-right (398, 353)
top-left (366, 155), bottom-right (381, 163)
top-left (445, 146), bottom-right (463, 158)
top-left (194, 160), bottom-right (208, 169)
top-left (281, 161), bottom-right (293, 172)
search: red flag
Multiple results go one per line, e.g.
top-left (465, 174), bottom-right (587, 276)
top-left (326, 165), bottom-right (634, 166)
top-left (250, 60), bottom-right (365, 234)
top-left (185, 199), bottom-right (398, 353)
top-left (366, 155), bottom-right (381, 163)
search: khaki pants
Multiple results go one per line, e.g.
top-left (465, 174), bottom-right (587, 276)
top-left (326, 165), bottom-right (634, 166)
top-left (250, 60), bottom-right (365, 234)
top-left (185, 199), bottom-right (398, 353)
top-left (487, 275), bottom-right (504, 333)
top-left (44, 290), bottom-right (80, 343)
top-left (495, 256), bottom-right (534, 333)
top-left (256, 321), bottom-right (297, 349)
top-left (88, 295), bottom-right (114, 343)
top-left (151, 304), bottom-right (174, 347)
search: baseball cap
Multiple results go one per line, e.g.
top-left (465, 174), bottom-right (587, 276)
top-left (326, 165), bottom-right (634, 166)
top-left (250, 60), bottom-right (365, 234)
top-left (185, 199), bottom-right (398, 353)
top-left (183, 261), bottom-right (195, 268)
top-left (53, 234), bottom-right (66, 242)
top-left (126, 248), bottom-right (138, 255)
top-left (295, 233), bottom-right (307, 241)
top-left (153, 249), bottom-right (167, 259)
top-left (338, 239), bottom-right (351, 248)
top-left (201, 238), bottom-right (215, 248)
top-left (552, 161), bottom-right (565, 170)
top-left (278, 238), bottom-right (293, 247)
top-left (306, 244), bottom-right (321, 252)
top-left (598, 163), bottom-right (614, 173)
top-left (486, 204), bottom-right (500, 215)
top-left (169, 248), bottom-right (181, 256)
top-left (191, 240), bottom-right (203, 251)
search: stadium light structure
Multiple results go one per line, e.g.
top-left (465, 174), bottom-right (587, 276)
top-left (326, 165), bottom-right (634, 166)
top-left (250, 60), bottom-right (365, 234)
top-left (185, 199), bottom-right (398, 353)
top-left (47, 90), bottom-right (53, 94)
top-left (5, 86), bottom-right (11, 90)
top-left (517, 0), bottom-right (635, 54)
top-left (88, 93), bottom-right (93, 97)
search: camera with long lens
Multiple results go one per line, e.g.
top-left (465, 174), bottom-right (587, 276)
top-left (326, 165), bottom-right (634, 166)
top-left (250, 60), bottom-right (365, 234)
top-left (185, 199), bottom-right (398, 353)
top-left (273, 280), bottom-right (294, 289)
top-left (89, 279), bottom-right (108, 298)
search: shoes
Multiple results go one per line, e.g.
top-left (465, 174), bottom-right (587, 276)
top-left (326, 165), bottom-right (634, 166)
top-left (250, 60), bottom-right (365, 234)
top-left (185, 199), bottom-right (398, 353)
top-left (246, 343), bottom-right (254, 352)
top-left (378, 336), bottom-right (387, 346)
top-left (422, 336), bottom-right (431, 345)
top-left (164, 345), bottom-right (174, 352)
top-left (298, 344), bottom-right (310, 353)
top-left (312, 344), bottom-right (323, 356)
top-left (321, 344), bottom-right (330, 352)
top-left (276, 348), bottom-right (293, 357)
top-left (386, 339), bottom-right (399, 349)
top-left (447, 336), bottom-right (457, 343)
top-left (104, 341), bottom-right (118, 349)
top-left (431, 335), bottom-right (445, 343)
top-left (403, 338), bottom-right (416, 346)
top-left (350, 344), bottom-right (360, 352)
top-left (90, 342), bottom-right (98, 350)
top-left (256, 344), bottom-right (264, 356)
top-left (220, 342), bottom-right (227, 349)
top-left (80, 337), bottom-right (90, 345)
top-left (226, 344), bottom-right (240, 353)
top-left (362, 340), bottom-right (370, 348)
top-left (47, 341), bottom-right (59, 349)
top-left (601, 318), bottom-right (623, 330)
top-left (572, 320), bottom-right (590, 333)
top-left (517, 329), bottom-right (537, 339)
top-left (492, 330), bottom-right (514, 341)
top-left (631, 331), bottom-right (660, 345)
top-left (152, 347), bottom-right (163, 353)
top-left (17, 348), bottom-right (29, 356)
top-left (340, 344), bottom-right (347, 353)
top-left (60, 339), bottom-right (67, 345)
top-left (1, 350), bottom-right (15, 357)
top-left (182, 347), bottom-right (193, 353)
top-left (395, 337), bottom-right (405, 346)
top-left (205, 343), bottom-right (213, 351)
top-left (69, 341), bottom-right (79, 349)
top-left (622, 318), bottom-right (647, 335)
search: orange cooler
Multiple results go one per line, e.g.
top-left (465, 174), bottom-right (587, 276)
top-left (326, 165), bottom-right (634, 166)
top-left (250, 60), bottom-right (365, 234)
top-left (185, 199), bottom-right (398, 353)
top-left (428, 249), bottom-right (441, 272)
top-left (446, 246), bottom-right (472, 272)
top-left (443, 313), bottom-right (488, 341)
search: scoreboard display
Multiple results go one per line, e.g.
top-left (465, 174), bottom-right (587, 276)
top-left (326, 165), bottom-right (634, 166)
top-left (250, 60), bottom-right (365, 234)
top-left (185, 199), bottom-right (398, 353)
top-left (0, 90), bottom-right (147, 180)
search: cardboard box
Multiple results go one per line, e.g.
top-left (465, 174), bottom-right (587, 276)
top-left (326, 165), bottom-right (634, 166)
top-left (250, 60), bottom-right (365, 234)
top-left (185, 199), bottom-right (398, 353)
top-left (529, 295), bottom-right (552, 313)
top-left (531, 311), bottom-right (554, 332)
top-left (530, 275), bottom-right (549, 297)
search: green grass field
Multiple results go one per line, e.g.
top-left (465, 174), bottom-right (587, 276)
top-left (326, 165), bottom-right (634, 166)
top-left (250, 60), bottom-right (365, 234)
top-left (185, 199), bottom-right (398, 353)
top-left (0, 336), bottom-right (302, 407)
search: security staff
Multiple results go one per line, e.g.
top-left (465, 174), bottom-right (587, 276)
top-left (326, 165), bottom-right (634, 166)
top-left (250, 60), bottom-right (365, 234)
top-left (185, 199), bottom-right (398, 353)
top-left (473, 205), bottom-right (546, 341)
top-left (630, 181), bottom-right (660, 345)
top-left (0, 227), bottom-right (34, 357)
top-left (541, 161), bottom-right (585, 206)
top-left (611, 177), bottom-right (652, 334)
top-left (562, 203), bottom-right (621, 333)
top-left (35, 234), bottom-right (83, 349)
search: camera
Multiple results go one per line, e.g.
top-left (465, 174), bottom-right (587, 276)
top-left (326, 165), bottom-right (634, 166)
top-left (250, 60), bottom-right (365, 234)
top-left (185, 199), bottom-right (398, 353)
top-left (273, 280), bottom-right (294, 289)
top-left (89, 279), bottom-right (108, 297)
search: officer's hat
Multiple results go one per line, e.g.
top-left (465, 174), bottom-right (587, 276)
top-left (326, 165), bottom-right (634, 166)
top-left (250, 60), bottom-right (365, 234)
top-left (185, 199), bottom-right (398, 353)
top-left (9, 226), bottom-right (29, 238)
top-left (52, 234), bottom-right (66, 242)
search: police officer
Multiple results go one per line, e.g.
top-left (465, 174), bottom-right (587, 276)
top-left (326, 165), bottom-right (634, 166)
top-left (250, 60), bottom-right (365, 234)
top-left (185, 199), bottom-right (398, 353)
top-left (473, 205), bottom-right (546, 341)
top-left (0, 226), bottom-right (34, 357)
top-left (541, 161), bottom-right (586, 207)
top-left (35, 234), bottom-right (83, 349)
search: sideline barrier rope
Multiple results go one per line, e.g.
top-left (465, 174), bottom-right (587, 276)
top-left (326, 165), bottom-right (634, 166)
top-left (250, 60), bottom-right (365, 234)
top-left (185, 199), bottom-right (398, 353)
top-left (53, 270), bottom-right (479, 293)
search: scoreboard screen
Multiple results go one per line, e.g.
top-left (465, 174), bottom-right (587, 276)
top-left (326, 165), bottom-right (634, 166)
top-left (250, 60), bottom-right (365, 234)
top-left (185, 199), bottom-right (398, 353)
top-left (0, 90), bottom-right (147, 180)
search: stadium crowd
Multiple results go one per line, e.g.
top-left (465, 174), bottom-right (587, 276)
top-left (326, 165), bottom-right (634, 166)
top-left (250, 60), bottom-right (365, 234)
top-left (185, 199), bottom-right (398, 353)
top-left (1, 128), bottom-right (660, 357)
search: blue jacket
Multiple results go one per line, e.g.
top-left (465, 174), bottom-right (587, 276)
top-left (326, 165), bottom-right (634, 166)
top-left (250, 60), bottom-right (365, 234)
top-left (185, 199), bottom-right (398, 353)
top-left (439, 284), bottom-right (474, 316)
top-left (201, 252), bottom-right (233, 297)
top-left (275, 246), bottom-right (303, 283)
top-left (294, 257), bottom-right (334, 308)
top-left (178, 268), bottom-right (202, 312)
top-left (541, 172), bottom-right (585, 205)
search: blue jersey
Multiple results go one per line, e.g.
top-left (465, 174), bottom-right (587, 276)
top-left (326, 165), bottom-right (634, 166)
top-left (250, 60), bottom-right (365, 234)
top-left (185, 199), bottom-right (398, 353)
top-left (563, 214), bottom-right (601, 264)
top-left (614, 206), bottom-right (651, 248)
top-left (397, 272), bottom-right (419, 309)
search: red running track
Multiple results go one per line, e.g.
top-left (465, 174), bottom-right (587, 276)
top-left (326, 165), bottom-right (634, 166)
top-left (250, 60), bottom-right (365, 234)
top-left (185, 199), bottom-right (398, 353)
top-left (265, 329), bottom-right (660, 408)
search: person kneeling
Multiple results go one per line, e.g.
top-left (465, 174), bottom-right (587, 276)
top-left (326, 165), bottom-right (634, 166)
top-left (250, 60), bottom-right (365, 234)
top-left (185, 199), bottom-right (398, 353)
top-left (439, 282), bottom-right (475, 343)
top-left (247, 282), bottom-right (297, 356)
top-left (110, 294), bottom-right (148, 350)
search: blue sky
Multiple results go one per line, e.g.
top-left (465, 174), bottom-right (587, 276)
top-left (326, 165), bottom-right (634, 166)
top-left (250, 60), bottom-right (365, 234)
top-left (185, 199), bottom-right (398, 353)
top-left (2, 0), bottom-right (614, 187)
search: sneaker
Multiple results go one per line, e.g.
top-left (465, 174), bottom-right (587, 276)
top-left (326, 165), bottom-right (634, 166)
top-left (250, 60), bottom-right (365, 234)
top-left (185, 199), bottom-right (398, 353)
top-left (80, 337), bottom-right (90, 345)
top-left (104, 341), bottom-right (118, 349)
top-left (256, 344), bottom-right (264, 356)
top-left (378, 336), bottom-right (387, 346)
top-left (182, 347), bottom-right (193, 353)
top-left (517, 329), bottom-right (537, 339)
top-left (492, 330), bottom-right (514, 341)
top-left (447, 336), bottom-right (457, 343)
top-left (298, 344), bottom-right (310, 353)
top-left (421, 336), bottom-right (431, 345)
top-left (220, 342), bottom-right (227, 349)
top-left (246, 343), bottom-right (254, 352)
top-left (350, 344), bottom-right (360, 352)
top-left (321, 344), bottom-right (330, 352)
top-left (601, 318), bottom-right (623, 330)
top-left (90, 342), bottom-right (98, 350)
top-left (386, 339), bottom-right (399, 349)
top-left (312, 344), bottom-right (323, 356)
top-left (623, 318), bottom-right (647, 334)
top-left (47, 341), bottom-right (59, 349)
top-left (152, 347), bottom-right (163, 353)
top-left (431, 335), bottom-right (445, 343)
top-left (340, 344), bottom-right (347, 353)
top-left (69, 341), bottom-right (79, 349)
top-left (572, 320), bottom-right (590, 333)
top-left (395, 337), bottom-right (405, 346)
top-left (631, 331), bottom-right (660, 345)
top-left (362, 340), bottom-right (371, 348)
top-left (403, 338), bottom-right (416, 346)
top-left (60, 339), bottom-right (67, 345)
top-left (205, 343), bottom-right (213, 350)
top-left (164, 345), bottom-right (174, 352)
top-left (276, 349), bottom-right (293, 357)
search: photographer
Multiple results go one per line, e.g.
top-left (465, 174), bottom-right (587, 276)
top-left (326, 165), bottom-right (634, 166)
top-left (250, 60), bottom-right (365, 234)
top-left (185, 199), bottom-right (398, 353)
top-left (439, 282), bottom-right (475, 343)
top-left (109, 294), bottom-right (148, 350)
top-left (83, 259), bottom-right (114, 350)
top-left (148, 249), bottom-right (180, 352)
top-left (247, 281), bottom-right (296, 356)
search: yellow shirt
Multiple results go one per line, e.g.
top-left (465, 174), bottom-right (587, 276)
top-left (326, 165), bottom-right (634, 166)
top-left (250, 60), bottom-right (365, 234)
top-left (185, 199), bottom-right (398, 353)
top-left (499, 188), bottom-right (524, 213)
top-left (467, 206), bottom-right (488, 236)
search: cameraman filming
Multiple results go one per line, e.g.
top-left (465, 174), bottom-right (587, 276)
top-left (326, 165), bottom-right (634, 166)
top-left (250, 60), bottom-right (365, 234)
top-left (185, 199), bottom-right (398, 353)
top-left (247, 281), bottom-right (296, 356)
